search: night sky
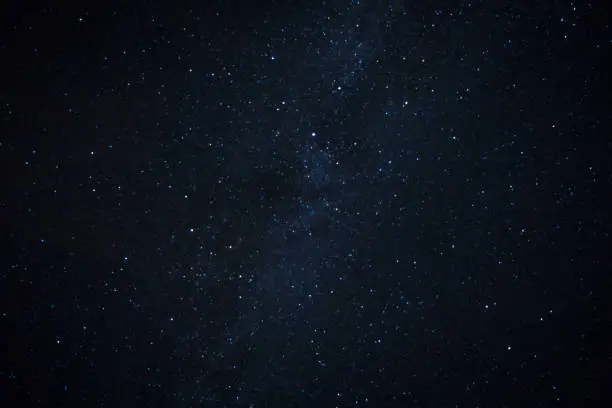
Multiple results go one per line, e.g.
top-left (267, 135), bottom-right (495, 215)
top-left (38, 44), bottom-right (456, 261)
top-left (1, 1), bottom-right (611, 406)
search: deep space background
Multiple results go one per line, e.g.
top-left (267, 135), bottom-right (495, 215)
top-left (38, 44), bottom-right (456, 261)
top-left (1, 0), bottom-right (611, 406)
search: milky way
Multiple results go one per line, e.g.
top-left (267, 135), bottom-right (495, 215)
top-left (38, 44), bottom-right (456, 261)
top-left (2, 0), bottom-right (609, 406)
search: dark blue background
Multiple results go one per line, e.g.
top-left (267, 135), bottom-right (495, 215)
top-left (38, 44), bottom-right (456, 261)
top-left (1, 0), bottom-right (610, 406)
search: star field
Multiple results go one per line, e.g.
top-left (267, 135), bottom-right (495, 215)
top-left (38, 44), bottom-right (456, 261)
top-left (1, 0), bottom-right (611, 406)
